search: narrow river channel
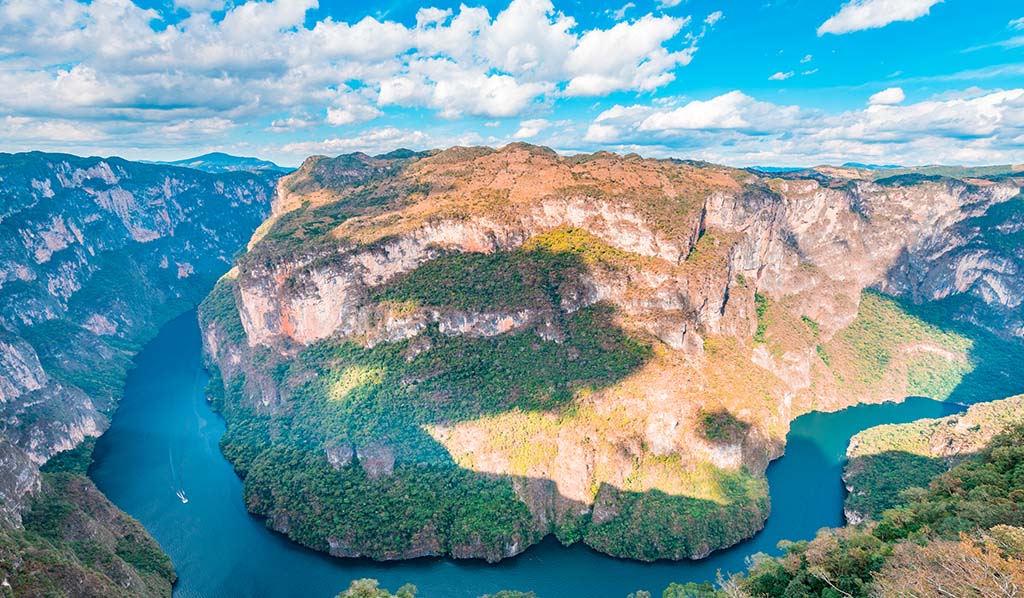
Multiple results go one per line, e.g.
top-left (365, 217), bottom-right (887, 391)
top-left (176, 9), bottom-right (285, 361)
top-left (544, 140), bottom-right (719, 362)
top-left (89, 310), bottom-right (963, 598)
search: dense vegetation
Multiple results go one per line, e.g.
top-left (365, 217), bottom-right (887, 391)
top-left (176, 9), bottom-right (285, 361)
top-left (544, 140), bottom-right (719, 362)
top-left (669, 422), bottom-right (1024, 597)
top-left (585, 475), bottom-right (769, 560)
top-left (210, 292), bottom-right (658, 559)
top-left (0, 470), bottom-right (175, 598)
top-left (374, 227), bottom-right (643, 312)
top-left (334, 578), bottom-right (536, 598)
top-left (844, 396), bottom-right (1024, 520)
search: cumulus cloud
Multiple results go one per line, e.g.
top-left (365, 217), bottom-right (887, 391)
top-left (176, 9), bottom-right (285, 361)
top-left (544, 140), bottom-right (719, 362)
top-left (0, 0), bottom-right (707, 134)
top-left (818, 0), bottom-right (942, 36)
top-left (705, 11), bottom-right (723, 26)
top-left (581, 88), bottom-right (1024, 166)
top-left (869, 87), bottom-right (906, 105)
top-left (326, 97), bottom-right (384, 126)
top-left (564, 15), bottom-right (694, 96)
top-left (1010, 17), bottom-right (1024, 31)
top-left (769, 71), bottom-right (794, 81)
top-left (513, 119), bottom-right (550, 139)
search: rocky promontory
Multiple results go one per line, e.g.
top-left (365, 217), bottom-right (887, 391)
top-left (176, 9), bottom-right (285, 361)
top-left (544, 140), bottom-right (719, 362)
top-left (200, 144), bottom-right (1024, 562)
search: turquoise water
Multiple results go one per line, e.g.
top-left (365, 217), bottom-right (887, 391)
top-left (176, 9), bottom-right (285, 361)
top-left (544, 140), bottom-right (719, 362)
top-left (89, 311), bottom-right (964, 598)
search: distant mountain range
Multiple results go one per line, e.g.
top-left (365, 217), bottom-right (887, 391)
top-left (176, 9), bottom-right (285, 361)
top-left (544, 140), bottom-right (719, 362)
top-left (155, 152), bottom-right (292, 174)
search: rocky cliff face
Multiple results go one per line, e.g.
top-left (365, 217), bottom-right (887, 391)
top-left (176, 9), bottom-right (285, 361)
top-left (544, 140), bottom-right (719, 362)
top-left (201, 144), bottom-right (1024, 562)
top-left (0, 151), bottom-right (276, 526)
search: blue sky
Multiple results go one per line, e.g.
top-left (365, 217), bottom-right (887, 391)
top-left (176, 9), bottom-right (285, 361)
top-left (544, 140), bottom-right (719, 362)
top-left (1, 0), bottom-right (1022, 166)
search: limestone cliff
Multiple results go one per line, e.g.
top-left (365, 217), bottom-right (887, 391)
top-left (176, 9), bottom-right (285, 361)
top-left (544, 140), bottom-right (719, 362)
top-left (0, 151), bottom-right (275, 523)
top-left (200, 144), bottom-right (1024, 562)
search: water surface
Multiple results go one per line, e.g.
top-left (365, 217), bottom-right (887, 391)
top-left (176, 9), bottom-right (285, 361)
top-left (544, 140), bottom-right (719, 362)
top-left (89, 311), bottom-right (963, 597)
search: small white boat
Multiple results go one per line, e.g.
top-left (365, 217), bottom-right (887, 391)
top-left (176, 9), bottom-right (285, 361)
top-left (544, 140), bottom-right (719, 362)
top-left (176, 490), bottom-right (189, 504)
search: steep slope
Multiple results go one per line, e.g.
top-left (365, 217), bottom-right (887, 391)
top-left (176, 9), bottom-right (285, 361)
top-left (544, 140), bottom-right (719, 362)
top-left (1, 441), bottom-right (176, 598)
top-left (201, 144), bottom-right (1024, 562)
top-left (721, 396), bottom-right (1024, 598)
top-left (844, 395), bottom-right (1024, 522)
top-left (0, 151), bottom-right (275, 593)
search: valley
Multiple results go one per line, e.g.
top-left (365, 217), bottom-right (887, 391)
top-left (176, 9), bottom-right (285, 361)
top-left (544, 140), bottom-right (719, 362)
top-left (2, 145), bottom-right (1024, 597)
top-left (0, 152), bottom-right (276, 596)
top-left (200, 144), bottom-right (1024, 564)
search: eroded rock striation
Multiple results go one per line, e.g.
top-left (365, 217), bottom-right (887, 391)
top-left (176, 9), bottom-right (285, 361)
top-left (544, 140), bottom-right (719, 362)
top-left (0, 150), bottom-right (276, 594)
top-left (201, 144), bottom-right (1024, 562)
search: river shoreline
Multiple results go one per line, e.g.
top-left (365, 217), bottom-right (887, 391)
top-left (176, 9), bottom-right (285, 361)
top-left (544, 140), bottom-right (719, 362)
top-left (89, 310), bottom-right (966, 598)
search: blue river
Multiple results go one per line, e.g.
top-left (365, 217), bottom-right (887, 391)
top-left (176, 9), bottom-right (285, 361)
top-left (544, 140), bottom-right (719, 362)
top-left (89, 310), bottom-right (963, 598)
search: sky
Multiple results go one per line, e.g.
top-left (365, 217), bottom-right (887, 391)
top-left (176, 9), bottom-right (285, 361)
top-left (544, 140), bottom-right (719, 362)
top-left (1, 0), bottom-right (1023, 167)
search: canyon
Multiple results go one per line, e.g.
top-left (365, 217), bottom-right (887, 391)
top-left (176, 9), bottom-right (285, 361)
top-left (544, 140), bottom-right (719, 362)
top-left (1, 144), bottom-right (1022, 596)
top-left (0, 151), bottom-right (275, 595)
top-left (199, 144), bottom-right (1024, 563)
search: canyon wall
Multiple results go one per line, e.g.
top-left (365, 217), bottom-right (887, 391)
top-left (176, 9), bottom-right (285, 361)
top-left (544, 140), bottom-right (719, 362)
top-left (0, 151), bottom-right (275, 524)
top-left (202, 145), bottom-right (1023, 562)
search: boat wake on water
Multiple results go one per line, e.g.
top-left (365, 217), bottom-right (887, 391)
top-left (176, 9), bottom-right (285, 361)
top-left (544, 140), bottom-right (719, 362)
top-left (169, 445), bottom-right (189, 504)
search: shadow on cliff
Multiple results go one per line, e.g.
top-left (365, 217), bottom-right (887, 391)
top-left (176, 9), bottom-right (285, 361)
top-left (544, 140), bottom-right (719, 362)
top-left (884, 290), bottom-right (1024, 405)
top-left (880, 195), bottom-right (1024, 405)
top-left (212, 243), bottom-right (769, 562)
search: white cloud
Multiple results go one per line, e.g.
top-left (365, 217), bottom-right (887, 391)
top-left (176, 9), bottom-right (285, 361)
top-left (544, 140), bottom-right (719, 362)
top-left (1010, 17), bottom-right (1024, 31)
top-left (281, 128), bottom-right (430, 155)
top-left (268, 116), bottom-right (315, 131)
top-left (705, 11), bottom-right (723, 26)
top-left (964, 36), bottom-right (1024, 52)
top-left (607, 2), bottom-right (635, 20)
top-left (869, 87), bottom-right (906, 105)
top-left (638, 91), bottom-right (799, 132)
top-left (818, 0), bottom-right (942, 36)
top-left (513, 118), bottom-right (550, 139)
top-left (564, 15), bottom-right (694, 96)
top-left (416, 7), bottom-right (452, 28)
top-left (0, 0), bottom-right (707, 136)
top-left (769, 71), bottom-right (794, 81)
top-left (800, 54), bottom-right (813, 63)
top-left (326, 96), bottom-right (383, 126)
top-left (658, 0), bottom-right (682, 8)
top-left (579, 88), bottom-right (1024, 166)
top-left (584, 123), bottom-right (621, 143)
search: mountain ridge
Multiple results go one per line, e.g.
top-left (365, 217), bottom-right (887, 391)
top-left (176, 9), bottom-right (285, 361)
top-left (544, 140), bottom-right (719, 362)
top-left (153, 152), bottom-right (292, 174)
top-left (200, 143), bottom-right (1024, 563)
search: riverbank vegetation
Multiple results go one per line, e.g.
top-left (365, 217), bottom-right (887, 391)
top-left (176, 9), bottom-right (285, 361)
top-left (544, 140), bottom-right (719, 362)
top-left (844, 395), bottom-right (1024, 520)
top-left (0, 468), bottom-right (175, 598)
top-left (663, 412), bottom-right (1024, 597)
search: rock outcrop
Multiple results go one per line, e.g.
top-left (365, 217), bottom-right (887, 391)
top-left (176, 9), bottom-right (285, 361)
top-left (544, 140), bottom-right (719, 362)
top-left (0, 151), bottom-right (276, 524)
top-left (201, 144), bottom-right (1024, 562)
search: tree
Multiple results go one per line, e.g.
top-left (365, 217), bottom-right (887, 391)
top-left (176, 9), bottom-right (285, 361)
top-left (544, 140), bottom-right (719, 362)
top-left (337, 578), bottom-right (418, 598)
top-left (872, 534), bottom-right (1024, 598)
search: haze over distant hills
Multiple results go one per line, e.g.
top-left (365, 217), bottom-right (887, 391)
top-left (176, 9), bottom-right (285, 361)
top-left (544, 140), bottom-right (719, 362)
top-left (154, 152), bottom-right (292, 174)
